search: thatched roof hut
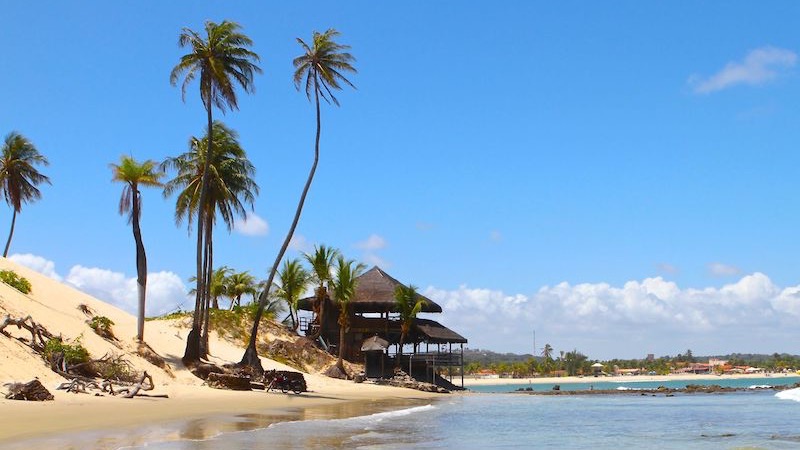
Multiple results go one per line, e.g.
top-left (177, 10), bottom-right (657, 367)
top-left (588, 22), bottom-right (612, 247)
top-left (297, 266), bottom-right (443, 313)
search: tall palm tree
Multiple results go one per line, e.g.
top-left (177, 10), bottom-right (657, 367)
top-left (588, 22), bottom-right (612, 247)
top-left (226, 270), bottom-right (257, 310)
top-left (241, 29), bottom-right (356, 370)
top-left (0, 132), bottom-right (50, 257)
top-left (274, 258), bottom-right (309, 331)
top-left (170, 20), bottom-right (260, 364)
top-left (303, 244), bottom-right (339, 338)
top-left (163, 121), bottom-right (258, 359)
top-left (110, 156), bottom-right (163, 342)
top-left (330, 255), bottom-right (365, 373)
top-left (394, 284), bottom-right (426, 366)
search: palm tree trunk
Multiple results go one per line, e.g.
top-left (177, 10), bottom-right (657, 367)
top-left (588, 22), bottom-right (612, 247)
top-left (3, 209), bottom-right (17, 258)
top-left (240, 85), bottom-right (323, 370)
top-left (397, 331), bottom-right (406, 368)
top-left (336, 304), bottom-right (347, 372)
top-left (184, 102), bottom-right (214, 364)
top-left (131, 188), bottom-right (147, 343)
top-left (201, 214), bottom-right (213, 358)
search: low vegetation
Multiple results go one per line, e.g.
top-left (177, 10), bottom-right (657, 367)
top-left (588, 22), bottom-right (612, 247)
top-left (89, 315), bottom-right (116, 340)
top-left (0, 269), bottom-right (31, 294)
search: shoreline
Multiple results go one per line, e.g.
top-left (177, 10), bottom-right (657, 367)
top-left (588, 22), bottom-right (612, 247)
top-left (0, 382), bottom-right (442, 449)
top-left (461, 372), bottom-right (799, 386)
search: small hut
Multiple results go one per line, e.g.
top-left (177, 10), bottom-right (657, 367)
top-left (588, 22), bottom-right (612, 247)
top-left (591, 362), bottom-right (604, 376)
top-left (361, 335), bottom-right (389, 378)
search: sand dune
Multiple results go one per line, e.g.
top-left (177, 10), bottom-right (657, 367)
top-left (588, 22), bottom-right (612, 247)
top-left (0, 258), bottom-right (438, 448)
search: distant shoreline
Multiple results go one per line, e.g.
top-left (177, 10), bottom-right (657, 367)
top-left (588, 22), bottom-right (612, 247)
top-left (462, 372), bottom-right (800, 386)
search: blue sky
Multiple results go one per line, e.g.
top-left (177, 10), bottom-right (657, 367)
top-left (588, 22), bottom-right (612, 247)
top-left (2, 2), bottom-right (800, 359)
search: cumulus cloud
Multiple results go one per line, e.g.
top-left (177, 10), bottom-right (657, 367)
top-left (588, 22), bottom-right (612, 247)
top-left (424, 272), bottom-right (800, 358)
top-left (234, 213), bottom-right (269, 236)
top-left (690, 46), bottom-right (797, 94)
top-left (66, 266), bottom-right (189, 316)
top-left (708, 262), bottom-right (742, 277)
top-left (10, 253), bottom-right (62, 280)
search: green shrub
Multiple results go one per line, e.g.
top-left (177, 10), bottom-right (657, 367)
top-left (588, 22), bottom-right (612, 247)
top-left (0, 269), bottom-right (31, 294)
top-left (89, 316), bottom-right (115, 340)
top-left (43, 336), bottom-right (90, 366)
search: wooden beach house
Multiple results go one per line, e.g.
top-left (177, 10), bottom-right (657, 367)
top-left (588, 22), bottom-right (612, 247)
top-left (297, 266), bottom-right (468, 388)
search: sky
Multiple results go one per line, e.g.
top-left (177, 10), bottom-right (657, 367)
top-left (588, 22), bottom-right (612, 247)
top-left (2, 2), bottom-right (800, 359)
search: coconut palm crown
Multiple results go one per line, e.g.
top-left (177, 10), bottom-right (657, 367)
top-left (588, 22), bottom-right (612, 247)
top-left (0, 132), bottom-right (51, 257)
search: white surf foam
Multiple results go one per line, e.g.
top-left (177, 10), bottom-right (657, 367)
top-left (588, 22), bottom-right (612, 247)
top-left (775, 387), bottom-right (800, 402)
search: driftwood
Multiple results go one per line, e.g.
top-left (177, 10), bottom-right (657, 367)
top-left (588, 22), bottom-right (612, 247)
top-left (207, 372), bottom-right (251, 391)
top-left (123, 371), bottom-right (156, 398)
top-left (0, 315), bottom-right (53, 352)
top-left (4, 379), bottom-right (54, 401)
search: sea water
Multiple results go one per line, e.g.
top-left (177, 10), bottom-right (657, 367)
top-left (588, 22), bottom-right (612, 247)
top-left (134, 378), bottom-right (800, 450)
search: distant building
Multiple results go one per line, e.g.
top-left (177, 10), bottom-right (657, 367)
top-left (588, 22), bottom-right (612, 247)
top-left (646, 354), bottom-right (654, 362)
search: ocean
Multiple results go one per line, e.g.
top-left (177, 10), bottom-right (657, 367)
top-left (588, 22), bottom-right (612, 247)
top-left (129, 376), bottom-right (800, 449)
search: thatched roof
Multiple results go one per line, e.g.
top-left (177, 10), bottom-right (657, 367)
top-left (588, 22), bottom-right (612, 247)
top-left (413, 318), bottom-right (468, 344)
top-left (297, 266), bottom-right (443, 313)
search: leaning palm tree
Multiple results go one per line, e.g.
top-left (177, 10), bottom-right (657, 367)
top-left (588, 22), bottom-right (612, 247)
top-left (330, 255), bottom-right (365, 373)
top-left (163, 121), bottom-right (258, 359)
top-left (170, 20), bottom-right (260, 364)
top-left (274, 259), bottom-right (309, 331)
top-left (226, 270), bottom-right (257, 310)
top-left (241, 28), bottom-right (356, 370)
top-left (110, 156), bottom-right (163, 342)
top-left (394, 284), bottom-right (426, 367)
top-left (0, 132), bottom-right (50, 257)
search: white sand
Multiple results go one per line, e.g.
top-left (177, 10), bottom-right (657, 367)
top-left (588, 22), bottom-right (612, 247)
top-left (0, 258), bottom-right (439, 448)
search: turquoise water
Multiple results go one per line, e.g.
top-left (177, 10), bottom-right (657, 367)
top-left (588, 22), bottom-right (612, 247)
top-left (467, 375), bottom-right (800, 393)
top-left (135, 380), bottom-right (800, 449)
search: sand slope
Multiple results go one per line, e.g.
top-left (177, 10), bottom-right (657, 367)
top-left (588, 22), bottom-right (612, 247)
top-left (0, 257), bottom-right (439, 446)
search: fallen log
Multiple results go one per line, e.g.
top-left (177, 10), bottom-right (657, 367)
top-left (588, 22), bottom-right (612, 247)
top-left (207, 372), bottom-right (252, 391)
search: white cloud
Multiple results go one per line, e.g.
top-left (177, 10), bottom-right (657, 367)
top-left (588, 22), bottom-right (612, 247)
top-left (234, 213), bottom-right (269, 236)
top-left (288, 234), bottom-right (312, 253)
top-left (10, 253), bottom-right (62, 280)
top-left (354, 234), bottom-right (390, 269)
top-left (708, 262), bottom-right (742, 277)
top-left (690, 46), bottom-right (797, 94)
top-left (355, 234), bottom-right (386, 251)
top-left (66, 266), bottom-right (189, 316)
top-left (424, 272), bottom-right (800, 359)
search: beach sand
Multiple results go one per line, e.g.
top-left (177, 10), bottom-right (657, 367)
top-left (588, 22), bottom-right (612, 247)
top-left (0, 258), bottom-right (440, 449)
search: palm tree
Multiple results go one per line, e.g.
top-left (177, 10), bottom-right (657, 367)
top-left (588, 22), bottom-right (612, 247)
top-left (303, 244), bottom-right (340, 337)
top-left (241, 28), bottom-right (356, 370)
top-left (110, 156), bottom-right (163, 342)
top-left (394, 284), bottom-right (426, 366)
top-left (226, 270), bottom-right (257, 310)
top-left (274, 259), bottom-right (309, 331)
top-left (541, 343), bottom-right (554, 375)
top-left (170, 20), bottom-right (260, 364)
top-left (0, 132), bottom-right (50, 257)
top-left (163, 121), bottom-right (258, 359)
top-left (330, 255), bottom-right (365, 372)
